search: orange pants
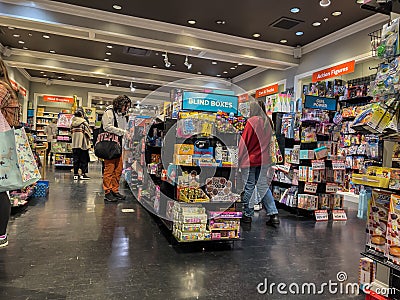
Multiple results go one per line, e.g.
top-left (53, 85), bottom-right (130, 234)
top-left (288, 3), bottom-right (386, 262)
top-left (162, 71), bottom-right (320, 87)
top-left (103, 157), bottom-right (123, 194)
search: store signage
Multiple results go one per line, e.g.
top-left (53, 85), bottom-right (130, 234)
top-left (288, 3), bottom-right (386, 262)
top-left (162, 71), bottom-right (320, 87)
top-left (182, 91), bottom-right (238, 114)
top-left (312, 160), bottom-right (325, 170)
top-left (304, 95), bottom-right (337, 111)
top-left (43, 95), bottom-right (74, 104)
top-left (238, 93), bottom-right (249, 102)
top-left (315, 210), bottom-right (329, 222)
top-left (312, 60), bottom-right (355, 82)
top-left (305, 183), bottom-right (318, 194)
top-left (255, 84), bottom-right (279, 98)
top-left (333, 210), bottom-right (347, 221)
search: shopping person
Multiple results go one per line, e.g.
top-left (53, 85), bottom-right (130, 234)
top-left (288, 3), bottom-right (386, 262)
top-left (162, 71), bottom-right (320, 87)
top-left (0, 59), bottom-right (21, 248)
top-left (71, 107), bottom-right (91, 180)
top-left (102, 95), bottom-right (131, 202)
top-left (44, 118), bottom-right (57, 164)
top-left (238, 100), bottom-right (280, 225)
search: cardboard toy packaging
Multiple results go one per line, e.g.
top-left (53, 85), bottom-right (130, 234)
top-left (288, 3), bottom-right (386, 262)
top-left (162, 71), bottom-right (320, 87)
top-left (358, 258), bottom-right (376, 288)
top-left (367, 190), bottom-right (391, 253)
top-left (386, 194), bottom-right (400, 265)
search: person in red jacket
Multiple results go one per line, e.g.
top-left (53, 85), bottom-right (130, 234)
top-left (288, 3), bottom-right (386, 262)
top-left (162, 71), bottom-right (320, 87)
top-left (238, 100), bottom-right (279, 225)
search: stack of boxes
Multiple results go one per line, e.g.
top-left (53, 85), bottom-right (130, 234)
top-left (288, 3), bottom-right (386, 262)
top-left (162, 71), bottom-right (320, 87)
top-left (172, 203), bottom-right (208, 242)
top-left (208, 211), bottom-right (242, 240)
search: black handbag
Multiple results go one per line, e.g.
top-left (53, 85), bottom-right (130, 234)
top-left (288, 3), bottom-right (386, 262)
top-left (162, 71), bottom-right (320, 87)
top-left (94, 108), bottom-right (122, 160)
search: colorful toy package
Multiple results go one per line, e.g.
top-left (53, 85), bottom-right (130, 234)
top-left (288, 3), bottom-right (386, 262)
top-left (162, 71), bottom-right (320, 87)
top-left (386, 194), bottom-right (400, 265)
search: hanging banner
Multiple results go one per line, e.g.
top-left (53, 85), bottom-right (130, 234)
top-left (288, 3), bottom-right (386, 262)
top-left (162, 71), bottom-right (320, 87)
top-left (182, 91), bottom-right (238, 114)
top-left (312, 60), bottom-right (355, 83)
top-left (255, 84), bottom-right (279, 98)
top-left (304, 95), bottom-right (337, 111)
top-left (43, 95), bottom-right (74, 104)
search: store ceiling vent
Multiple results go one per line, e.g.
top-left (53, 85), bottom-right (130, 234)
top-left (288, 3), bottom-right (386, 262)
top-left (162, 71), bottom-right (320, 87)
top-left (124, 47), bottom-right (152, 56)
top-left (270, 17), bottom-right (303, 30)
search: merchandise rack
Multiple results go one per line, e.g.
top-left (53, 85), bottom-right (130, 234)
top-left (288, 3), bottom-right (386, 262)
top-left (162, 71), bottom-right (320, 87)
top-left (123, 111), bottom-right (243, 245)
top-left (53, 113), bottom-right (73, 168)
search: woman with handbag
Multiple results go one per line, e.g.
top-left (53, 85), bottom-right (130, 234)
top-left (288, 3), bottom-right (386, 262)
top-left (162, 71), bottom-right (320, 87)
top-left (101, 95), bottom-right (131, 202)
top-left (71, 107), bottom-right (92, 180)
top-left (238, 100), bottom-right (280, 226)
top-left (0, 59), bottom-right (20, 248)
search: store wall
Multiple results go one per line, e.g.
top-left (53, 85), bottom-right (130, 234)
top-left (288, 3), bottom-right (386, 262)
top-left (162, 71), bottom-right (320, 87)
top-left (8, 67), bottom-right (29, 89)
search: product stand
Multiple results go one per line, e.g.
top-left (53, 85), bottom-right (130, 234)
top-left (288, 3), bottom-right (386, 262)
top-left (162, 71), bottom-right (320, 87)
top-left (124, 108), bottom-right (244, 244)
top-left (53, 113), bottom-right (73, 168)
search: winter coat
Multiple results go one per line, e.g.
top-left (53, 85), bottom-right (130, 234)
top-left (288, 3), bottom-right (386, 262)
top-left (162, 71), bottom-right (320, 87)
top-left (71, 116), bottom-right (92, 150)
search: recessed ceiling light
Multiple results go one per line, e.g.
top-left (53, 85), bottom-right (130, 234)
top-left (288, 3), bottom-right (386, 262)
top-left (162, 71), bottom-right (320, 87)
top-left (18, 40), bottom-right (25, 44)
top-left (230, 67), bottom-right (236, 70)
top-left (28, 33), bottom-right (32, 37)
top-left (49, 50), bottom-right (56, 53)
top-left (312, 22), bottom-right (321, 27)
top-left (58, 76), bottom-right (62, 79)
top-left (152, 65), bottom-right (157, 68)
top-left (112, 4), bottom-right (122, 10)
top-left (22, 47), bottom-right (28, 50)
top-left (332, 11), bottom-right (342, 16)
top-left (356, 0), bottom-right (363, 3)
top-left (216, 20), bottom-right (226, 25)
top-left (71, 78), bottom-right (75, 80)
top-left (319, 0), bottom-right (331, 7)
top-left (290, 7), bottom-right (300, 13)
top-left (40, 72), bottom-right (44, 74)
top-left (216, 74), bottom-right (221, 77)
top-left (107, 45), bottom-right (113, 49)
top-left (43, 74), bottom-right (47, 77)
top-left (252, 33), bottom-right (261, 38)
top-left (104, 58), bottom-right (109, 61)
top-left (280, 39), bottom-right (288, 43)
top-left (223, 71), bottom-right (228, 74)
top-left (296, 31), bottom-right (304, 36)
top-left (211, 61), bottom-right (217, 65)
top-left (324, 17), bottom-right (329, 22)
top-left (12, 34), bottom-right (20, 38)
top-left (98, 81), bottom-right (102, 84)
top-left (42, 35), bottom-right (50, 39)
top-left (197, 71), bottom-right (202, 75)
top-left (8, 27), bottom-right (14, 30)
top-left (238, 63), bottom-right (243, 66)
top-left (106, 52), bottom-right (112, 55)
top-left (188, 20), bottom-right (196, 25)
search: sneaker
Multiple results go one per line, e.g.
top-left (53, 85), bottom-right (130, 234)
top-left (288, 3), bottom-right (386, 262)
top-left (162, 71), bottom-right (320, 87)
top-left (104, 193), bottom-right (118, 202)
top-left (0, 236), bottom-right (8, 248)
top-left (112, 191), bottom-right (126, 200)
top-left (266, 214), bottom-right (280, 226)
top-left (73, 175), bottom-right (79, 180)
top-left (241, 215), bottom-right (252, 223)
top-left (80, 174), bottom-right (90, 180)
top-left (254, 203), bottom-right (262, 211)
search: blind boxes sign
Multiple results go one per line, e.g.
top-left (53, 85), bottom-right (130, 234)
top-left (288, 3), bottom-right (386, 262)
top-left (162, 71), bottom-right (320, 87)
top-left (182, 91), bottom-right (238, 114)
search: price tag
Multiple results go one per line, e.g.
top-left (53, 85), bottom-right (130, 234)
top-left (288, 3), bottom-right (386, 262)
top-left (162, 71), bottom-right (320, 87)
top-left (277, 164), bottom-right (291, 174)
top-left (304, 182), bottom-right (318, 193)
top-left (326, 183), bottom-right (338, 193)
top-left (332, 209), bottom-right (347, 221)
top-left (332, 160), bottom-right (346, 170)
top-left (312, 160), bottom-right (325, 170)
top-left (315, 210), bottom-right (329, 222)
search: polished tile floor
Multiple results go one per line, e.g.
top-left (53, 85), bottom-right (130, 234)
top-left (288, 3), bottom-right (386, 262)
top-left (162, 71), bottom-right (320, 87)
top-left (0, 164), bottom-right (366, 299)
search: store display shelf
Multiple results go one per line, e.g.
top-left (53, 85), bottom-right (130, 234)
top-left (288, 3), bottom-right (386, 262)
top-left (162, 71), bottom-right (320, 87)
top-left (57, 126), bottom-right (70, 129)
top-left (361, 251), bottom-right (400, 272)
top-left (160, 218), bottom-right (173, 231)
top-left (178, 164), bottom-right (238, 169)
top-left (43, 112), bottom-right (58, 114)
top-left (36, 116), bottom-right (57, 119)
top-left (55, 164), bottom-right (73, 167)
top-left (54, 152), bottom-right (72, 154)
top-left (36, 123), bottom-right (49, 126)
top-left (339, 96), bottom-right (373, 103)
top-left (174, 236), bottom-right (240, 243)
top-left (210, 227), bottom-right (240, 231)
top-left (272, 180), bottom-right (297, 186)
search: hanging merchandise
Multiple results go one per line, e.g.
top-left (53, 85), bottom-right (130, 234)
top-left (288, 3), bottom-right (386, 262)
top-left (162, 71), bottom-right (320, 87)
top-left (377, 18), bottom-right (400, 59)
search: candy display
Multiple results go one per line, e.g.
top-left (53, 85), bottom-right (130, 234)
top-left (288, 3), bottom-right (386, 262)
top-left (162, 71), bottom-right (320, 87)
top-left (386, 194), bottom-right (400, 265)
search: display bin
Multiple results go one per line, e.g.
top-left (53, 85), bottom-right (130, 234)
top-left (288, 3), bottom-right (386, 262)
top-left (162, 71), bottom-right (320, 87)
top-left (32, 180), bottom-right (49, 197)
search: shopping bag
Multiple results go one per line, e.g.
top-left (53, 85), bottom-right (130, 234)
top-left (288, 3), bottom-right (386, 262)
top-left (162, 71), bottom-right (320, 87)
top-left (0, 112), bottom-right (40, 192)
top-left (94, 108), bottom-right (121, 160)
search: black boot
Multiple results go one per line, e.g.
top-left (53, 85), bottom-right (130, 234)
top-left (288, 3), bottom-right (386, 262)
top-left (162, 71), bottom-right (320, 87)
top-left (266, 214), bottom-right (280, 225)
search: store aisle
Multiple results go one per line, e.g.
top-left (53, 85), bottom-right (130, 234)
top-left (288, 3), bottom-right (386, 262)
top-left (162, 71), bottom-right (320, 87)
top-left (0, 164), bottom-right (365, 299)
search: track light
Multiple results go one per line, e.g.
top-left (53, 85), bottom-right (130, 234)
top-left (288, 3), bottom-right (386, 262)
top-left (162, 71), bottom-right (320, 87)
top-left (184, 56), bottom-right (192, 69)
top-left (105, 79), bottom-right (111, 88)
top-left (162, 52), bottom-right (171, 68)
top-left (130, 82), bottom-right (136, 92)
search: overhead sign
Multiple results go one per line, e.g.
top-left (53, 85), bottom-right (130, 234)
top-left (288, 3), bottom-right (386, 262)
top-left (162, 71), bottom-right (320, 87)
top-left (255, 84), bottom-right (279, 98)
top-left (312, 60), bottom-right (355, 83)
top-left (304, 95), bottom-right (337, 111)
top-left (43, 95), bottom-right (74, 104)
top-left (182, 91), bottom-right (238, 114)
